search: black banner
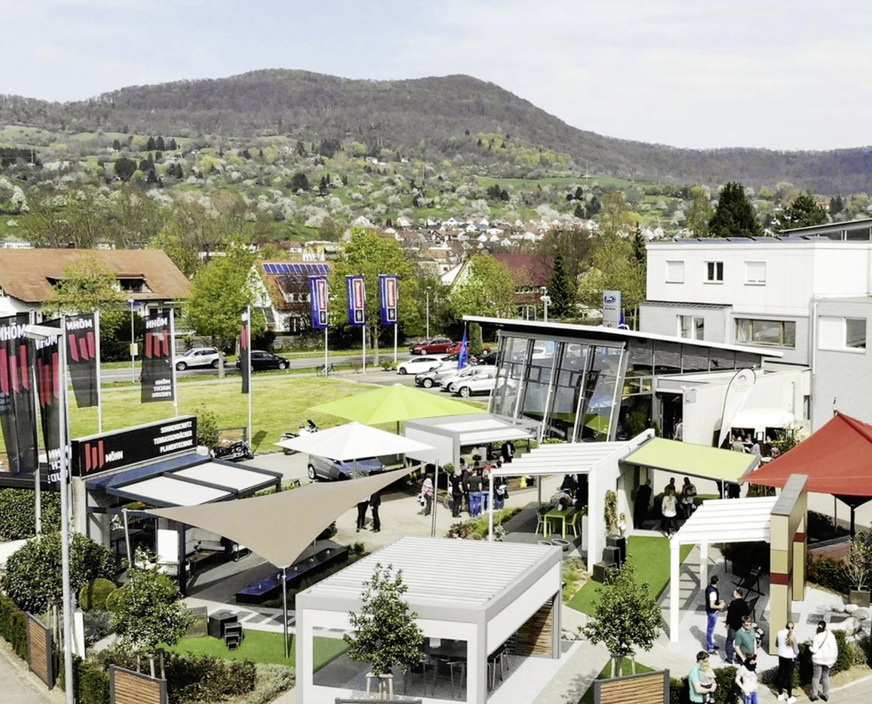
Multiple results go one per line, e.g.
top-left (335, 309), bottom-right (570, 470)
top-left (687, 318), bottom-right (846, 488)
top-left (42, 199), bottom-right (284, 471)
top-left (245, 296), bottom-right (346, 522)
top-left (0, 314), bottom-right (38, 475)
top-left (71, 416), bottom-right (197, 477)
top-left (240, 308), bottom-right (250, 395)
top-left (141, 309), bottom-right (174, 404)
top-left (33, 319), bottom-right (62, 483)
top-left (66, 313), bottom-right (98, 408)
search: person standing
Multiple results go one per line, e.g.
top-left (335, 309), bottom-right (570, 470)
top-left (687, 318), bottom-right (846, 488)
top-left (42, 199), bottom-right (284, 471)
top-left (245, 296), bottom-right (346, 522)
top-left (724, 589), bottom-right (750, 664)
top-left (674, 419), bottom-right (684, 441)
top-left (494, 475), bottom-right (508, 510)
top-left (731, 435), bottom-right (747, 452)
top-left (500, 440), bottom-right (516, 463)
top-left (369, 491), bottom-right (381, 533)
top-left (680, 476), bottom-right (698, 519)
top-left (356, 496), bottom-right (369, 532)
top-left (810, 620), bottom-right (838, 701)
top-left (689, 651), bottom-right (718, 703)
top-left (736, 653), bottom-right (759, 704)
top-left (734, 617), bottom-right (757, 665)
top-left (704, 575), bottom-right (725, 653)
top-left (634, 479), bottom-right (653, 528)
top-left (421, 474), bottom-right (434, 517)
top-left (661, 487), bottom-right (678, 537)
top-left (774, 621), bottom-right (799, 703)
top-left (450, 468), bottom-right (464, 518)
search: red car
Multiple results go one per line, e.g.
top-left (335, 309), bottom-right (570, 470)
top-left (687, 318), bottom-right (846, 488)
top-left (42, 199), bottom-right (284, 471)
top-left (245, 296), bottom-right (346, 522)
top-left (409, 337), bottom-right (453, 355)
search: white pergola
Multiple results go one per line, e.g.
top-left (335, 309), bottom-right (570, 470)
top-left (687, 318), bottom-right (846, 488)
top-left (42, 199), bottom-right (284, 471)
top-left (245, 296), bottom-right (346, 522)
top-left (488, 431), bottom-right (653, 564)
top-left (667, 496), bottom-right (778, 641)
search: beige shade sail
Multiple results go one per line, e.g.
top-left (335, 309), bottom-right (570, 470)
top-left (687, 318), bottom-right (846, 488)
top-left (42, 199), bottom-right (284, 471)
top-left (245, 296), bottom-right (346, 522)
top-left (147, 467), bottom-right (414, 568)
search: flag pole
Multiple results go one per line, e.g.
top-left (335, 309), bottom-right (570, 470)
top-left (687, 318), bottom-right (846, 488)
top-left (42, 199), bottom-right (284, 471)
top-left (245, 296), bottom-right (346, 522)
top-left (95, 310), bottom-right (103, 434)
top-left (170, 309), bottom-right (179, 417)
top-left (247, 306), bottom-right (252, 445)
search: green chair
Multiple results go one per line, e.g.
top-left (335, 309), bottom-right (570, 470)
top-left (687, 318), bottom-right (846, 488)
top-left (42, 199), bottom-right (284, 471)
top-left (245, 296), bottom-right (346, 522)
top-left (567, 509), bottom-right (583, 538)
top-left (535, 506), bottom-right (549, 535)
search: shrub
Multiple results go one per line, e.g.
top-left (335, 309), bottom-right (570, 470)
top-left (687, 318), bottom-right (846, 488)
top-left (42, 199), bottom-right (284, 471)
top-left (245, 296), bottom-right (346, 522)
top-left (82, 610), bottom-right (113, 646)
top-left (669, 666), bottom-right (740, 704)
top-left (79, 578), bottom-right (117, 611)
top-left (4, 532), bottom-right (114, 613)
top-left (807, 553), bottom-right (851, 595)
top-left (58, 656), bottom-right (110, 704)
top-left (234, 664), bottom-right (295, 704)
top-left (0, 488), bottom-right (61, 539)
top-left (0, 592), bottom-right (28, 660)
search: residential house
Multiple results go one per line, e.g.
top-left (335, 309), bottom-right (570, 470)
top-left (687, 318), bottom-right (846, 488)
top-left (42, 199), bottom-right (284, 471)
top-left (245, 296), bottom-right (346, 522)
top-left (253, 261), bottom-right (332, 333)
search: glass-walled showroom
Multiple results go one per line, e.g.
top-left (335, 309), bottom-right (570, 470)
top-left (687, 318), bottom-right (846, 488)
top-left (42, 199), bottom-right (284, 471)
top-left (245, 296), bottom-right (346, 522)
top-left (488, 330), bottom-right (764, 442)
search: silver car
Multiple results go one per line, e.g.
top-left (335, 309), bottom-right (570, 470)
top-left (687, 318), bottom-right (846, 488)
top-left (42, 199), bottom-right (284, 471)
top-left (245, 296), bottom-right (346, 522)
top-left (307, 454), bottom-right (385, 481)
top-left (175, 346), bottom-right (224, 371)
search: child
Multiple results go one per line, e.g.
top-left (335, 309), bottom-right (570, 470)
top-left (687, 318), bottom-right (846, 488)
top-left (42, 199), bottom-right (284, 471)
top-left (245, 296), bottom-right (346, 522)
top-left (736, 653), bottom-right (759, 704)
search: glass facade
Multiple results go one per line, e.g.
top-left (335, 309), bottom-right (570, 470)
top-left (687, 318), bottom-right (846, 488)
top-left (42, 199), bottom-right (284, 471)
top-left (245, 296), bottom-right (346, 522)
top-left (491, 331), bottom-right (762, 442)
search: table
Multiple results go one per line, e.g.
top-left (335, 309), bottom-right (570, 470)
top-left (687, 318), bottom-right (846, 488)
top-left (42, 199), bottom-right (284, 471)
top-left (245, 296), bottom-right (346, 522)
top-left (544, 507), bottom-right (576, 539)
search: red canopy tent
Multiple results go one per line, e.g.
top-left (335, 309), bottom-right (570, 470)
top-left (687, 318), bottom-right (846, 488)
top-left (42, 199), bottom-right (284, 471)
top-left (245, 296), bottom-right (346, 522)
top-left (743, 413), bottom-right (872, 534)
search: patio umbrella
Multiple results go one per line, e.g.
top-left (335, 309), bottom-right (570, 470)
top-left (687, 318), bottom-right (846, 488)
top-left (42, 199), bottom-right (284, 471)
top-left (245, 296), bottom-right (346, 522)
top-left (310, 383), bottom-right (486, 427)
top-left (274, 421), bottom-right (434, 459)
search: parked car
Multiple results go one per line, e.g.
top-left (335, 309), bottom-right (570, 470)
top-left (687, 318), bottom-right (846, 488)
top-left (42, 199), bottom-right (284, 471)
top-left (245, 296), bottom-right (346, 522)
top-left (175, 347), bottom-right (224, 371)
top-left (415, 360), bottom-right (466, 389)
top-left (444, 341), bottom-right (492, 356)
top-left (235, 350), bottom-right (291, 371)
top-left (453, 373), bottom-right (499, 398)
top-left (396, 354), bottom-right (452, 375)
top-left (409, 337), bottom-right (454, 355)
top-left (443, 366), bottom-right (496, 393)
top-left (307, 454), bottom-right (385, 481)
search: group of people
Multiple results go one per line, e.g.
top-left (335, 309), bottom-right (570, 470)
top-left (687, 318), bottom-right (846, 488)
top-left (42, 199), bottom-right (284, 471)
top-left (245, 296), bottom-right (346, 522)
top-left (418, 460), bottom-right (510, 519)
top-left (697, 575), bottom-right (839, 703)
top-left (356, 491), bottom-right (381, 533)
top-left (633, 476), bottom-right (698, 536)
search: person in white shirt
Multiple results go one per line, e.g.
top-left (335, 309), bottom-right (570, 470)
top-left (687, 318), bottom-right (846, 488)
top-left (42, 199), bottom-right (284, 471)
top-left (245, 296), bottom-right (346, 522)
top-left (774, 621), bottom-right (799, 703)
top-left (810, 620), bottom-right (838, 701)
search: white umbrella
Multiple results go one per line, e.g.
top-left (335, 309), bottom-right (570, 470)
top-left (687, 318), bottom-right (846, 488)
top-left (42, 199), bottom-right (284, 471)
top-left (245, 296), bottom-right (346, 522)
top-left (274, 421), bottom-right (434, 459)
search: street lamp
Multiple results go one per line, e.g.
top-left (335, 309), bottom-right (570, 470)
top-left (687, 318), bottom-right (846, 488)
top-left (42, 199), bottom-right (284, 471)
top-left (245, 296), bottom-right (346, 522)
top-left (425, 286), bottom-right (432, 339)
top-left (540, 286), bottom-right (551, 323)
top-left (25, 323), bottom-right (73, 704)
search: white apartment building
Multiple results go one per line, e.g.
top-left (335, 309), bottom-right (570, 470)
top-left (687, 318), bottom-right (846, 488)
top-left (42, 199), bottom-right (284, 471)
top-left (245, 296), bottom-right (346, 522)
top-left (640, 228), bottom-right (872, 430)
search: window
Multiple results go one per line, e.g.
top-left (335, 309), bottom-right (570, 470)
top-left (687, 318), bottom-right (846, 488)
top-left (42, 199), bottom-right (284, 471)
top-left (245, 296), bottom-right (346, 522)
top-left (678, 315), bottom-right (705, 340)
top-left (735, 318), bottom-right (796, 348)
top-left (666, 260), bottom-right (684, 283)
top-left (819, 316), bottom-right (866, 351)
top-left (745, 261), bottom-right (766, 285)
top-left (705, 261), bottom-right (724, 282)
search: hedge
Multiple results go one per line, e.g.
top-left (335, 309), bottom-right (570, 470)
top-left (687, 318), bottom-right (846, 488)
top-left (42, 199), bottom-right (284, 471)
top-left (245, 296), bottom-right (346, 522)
top-left (0, 592), bottom-right (28, 660)
top-left (669, 666), bottom-right (741, 704)
top-left (58, 657), bottom-right (111, 704)
top-left (0, 488), bottom-right (61, 540)
top-left (807, 553), bottom-right (851, 596)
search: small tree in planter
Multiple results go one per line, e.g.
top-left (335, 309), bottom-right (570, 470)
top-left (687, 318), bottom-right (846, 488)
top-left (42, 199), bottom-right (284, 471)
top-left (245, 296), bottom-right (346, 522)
top-left (582, 564), bottom-right (661, 677)
top-left (344, 563), bottom-right (425, 694)
top-left (846, 529), bottom-right (872, 606)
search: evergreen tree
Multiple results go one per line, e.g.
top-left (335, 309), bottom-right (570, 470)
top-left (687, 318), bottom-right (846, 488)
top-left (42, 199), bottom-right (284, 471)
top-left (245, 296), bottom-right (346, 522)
top-left (830, 195), bottom-right (844, 216)
top-left (168, 138), bottom-right (177, 150)
top-left (290, 172), bottom-right (309, 191)
top-left (775, 193), bottom-right (828, 232)
top-left (547, 250), bottom-right (575, 318)
top-left (574, 203), bottom-right (586, 219)
top-left (631, 226), bottom-right (646, 267)
top-left (587, 194), bottom-right (602, 217)
top-left (155, 136), bottom-right (165, 151)
top-left (146, 136), bottom-right (155, 151)
top-left (708, 182), bottom-right (762, 237)
top-left (111, 138), bottom-right (121, 151)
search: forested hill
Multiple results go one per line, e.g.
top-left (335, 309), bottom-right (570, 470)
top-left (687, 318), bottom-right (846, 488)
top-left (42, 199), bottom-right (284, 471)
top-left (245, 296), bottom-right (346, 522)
top-left (2, 69), bottom-right (871, 194)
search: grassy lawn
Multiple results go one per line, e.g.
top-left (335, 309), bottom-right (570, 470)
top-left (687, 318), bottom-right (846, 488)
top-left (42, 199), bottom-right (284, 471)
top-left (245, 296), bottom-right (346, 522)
top-left (164, 630), bottom-right (348, 668)
top-left (577, 660), bottom-right (656, 704)
top-left (568, 536), bottom-right (693, 615)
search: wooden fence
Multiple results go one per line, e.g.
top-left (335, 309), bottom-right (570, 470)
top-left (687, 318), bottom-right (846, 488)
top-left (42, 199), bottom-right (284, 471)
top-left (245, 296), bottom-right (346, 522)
top-left (110, 665), bottom-right (167, 704)
top-left (594, 669), bottom-right (670, 704)
top-left (26, 614), bottom-right (54, 688)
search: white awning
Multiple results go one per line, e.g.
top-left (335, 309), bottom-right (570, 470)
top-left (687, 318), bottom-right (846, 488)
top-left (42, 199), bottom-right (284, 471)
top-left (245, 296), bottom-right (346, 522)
top-left (274, 421), bottom-right (434, 459)
top-left (492, 441), bottom-right (632, 477)
top-left (116, 476), bottom-right (232, 506)
top-left (730, 408), bottom-right (795, 434)
top-left (174, 464), bottom-right (274, 493)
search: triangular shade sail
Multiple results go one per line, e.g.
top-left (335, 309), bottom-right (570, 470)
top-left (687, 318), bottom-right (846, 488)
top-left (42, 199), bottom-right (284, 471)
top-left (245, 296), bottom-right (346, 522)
top-left (622, 437), bottom-right (759, 483)
top-left (310, 383), bottom-right (486, 425)
top-left (274, 421), bottom-right (434, 460)
top-left (744, 413), bottom-right (872, 498)
top-left (148, 467), bottom-right (413, 568)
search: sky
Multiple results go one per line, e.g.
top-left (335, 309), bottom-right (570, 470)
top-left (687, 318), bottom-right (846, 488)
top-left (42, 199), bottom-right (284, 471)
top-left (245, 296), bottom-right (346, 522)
top-left (3, 0), bottom-right (871, 152)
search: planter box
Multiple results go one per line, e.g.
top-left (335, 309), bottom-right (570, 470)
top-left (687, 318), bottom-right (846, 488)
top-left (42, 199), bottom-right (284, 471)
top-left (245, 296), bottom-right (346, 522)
top-left (849, 588), bottom-right (871, 607)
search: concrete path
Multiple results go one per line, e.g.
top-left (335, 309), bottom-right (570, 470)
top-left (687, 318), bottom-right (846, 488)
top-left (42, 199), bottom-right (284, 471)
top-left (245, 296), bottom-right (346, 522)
top-left (0, 639), bottom-right (63, 704)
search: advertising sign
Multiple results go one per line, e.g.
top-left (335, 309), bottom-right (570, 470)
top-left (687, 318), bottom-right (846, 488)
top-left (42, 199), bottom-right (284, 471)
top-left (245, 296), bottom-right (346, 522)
top-left (240, 307), bottom-right (251, 395)
top-left (309, 276), bottom-right (329, 329)
top-left (33, 319), bottom-right (62, 483)
top-left (70, 415), bottom-right (197, 477)
top-left (346, 275), bottom-right (366, 326)
top-left (378, 274), bottom-right (398, 325)
top-left (602, 290), bottom-right (622, 328)
top-left (66, 313), bottom-right (98, 408)
top-left (141, 309), bottom-right (174, 403)
top-left (0, 313), bottom-right (38, 474)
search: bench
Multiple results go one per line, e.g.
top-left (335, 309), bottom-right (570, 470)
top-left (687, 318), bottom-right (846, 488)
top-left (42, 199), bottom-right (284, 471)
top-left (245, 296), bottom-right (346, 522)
top-left (236, 546), bottom-right (349, 604)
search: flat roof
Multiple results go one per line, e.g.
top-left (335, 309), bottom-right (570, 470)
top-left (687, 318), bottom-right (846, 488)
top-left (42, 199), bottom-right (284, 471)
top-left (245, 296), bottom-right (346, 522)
top-left (673, 496), bottom-right (778, 545)
top-left (405, 413), bottom-right (538, 445)
top-left (622, 438), bottom-right (760, 483)
top-left (299, 536), bottom-right (558, 613)
top-left (492, 440), bottom-right (632, 477)
top-left (463, 316), bottom-right (781, 358)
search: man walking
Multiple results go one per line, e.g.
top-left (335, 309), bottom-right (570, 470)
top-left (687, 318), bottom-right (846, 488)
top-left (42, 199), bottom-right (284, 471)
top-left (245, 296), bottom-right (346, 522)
top-left (704, 575), bottom-right (725, 653)
top-left (369, 491), bottom-right (381, 533)
top-left (725, 588), bottom-right (750, 664)
top-left (810, 620), bottom-right (838, 701)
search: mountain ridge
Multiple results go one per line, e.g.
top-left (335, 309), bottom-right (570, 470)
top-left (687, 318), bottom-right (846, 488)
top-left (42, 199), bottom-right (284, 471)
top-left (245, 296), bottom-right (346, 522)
top-left (2, 69), bottom-right (871, 194)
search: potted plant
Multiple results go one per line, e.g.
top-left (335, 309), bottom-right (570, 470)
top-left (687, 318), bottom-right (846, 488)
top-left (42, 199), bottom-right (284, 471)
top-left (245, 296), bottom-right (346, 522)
top-left (604, 490), bottom-right (619, 536)
top-left (846, 529), bottom-right (872, 607)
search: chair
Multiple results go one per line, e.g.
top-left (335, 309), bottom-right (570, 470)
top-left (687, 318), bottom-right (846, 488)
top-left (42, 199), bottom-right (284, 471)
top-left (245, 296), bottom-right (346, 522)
top-left (445, 660), bottom-right (466, 697)
top-left (404, 658), bottom-right (434, 696)
top-left (733, 565), bottom-right (763, 595)
top-left (566, 509), bottom-right (582, 538)
top-left (535, 506), bottom-right (549, 535)
top-left (746, 595), bottom-right (760, 622)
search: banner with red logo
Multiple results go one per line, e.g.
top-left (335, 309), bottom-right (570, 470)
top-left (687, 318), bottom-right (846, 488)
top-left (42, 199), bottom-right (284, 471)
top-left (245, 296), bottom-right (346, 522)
top-left (0, 313), bottom-right (38, 475)
top-left (33, 318), bottom-right (62, 482)
top-left (346, 275), bottom-right (366, 326)
top-left (309, 276), bottom-right (328, 329)
top-left (240, 307), bottom-right (251, 395)
top-left (141, 309), bottom-right (175, 404)
top-left (71, 416), bottom-right (197, 477)
top-left (379, 275), bottom-right (398, 325)
top-left (65, 313), bottom-right (99, 408)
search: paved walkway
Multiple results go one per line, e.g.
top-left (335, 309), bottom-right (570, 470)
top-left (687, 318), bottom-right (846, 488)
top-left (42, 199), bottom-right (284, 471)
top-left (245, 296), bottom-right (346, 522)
top-left (0, 638), bottom-right (63, 704)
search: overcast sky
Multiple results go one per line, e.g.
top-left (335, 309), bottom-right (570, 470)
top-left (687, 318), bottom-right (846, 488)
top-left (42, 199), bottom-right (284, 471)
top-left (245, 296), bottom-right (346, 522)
top-left (3, 0), bottom-right (869, 151)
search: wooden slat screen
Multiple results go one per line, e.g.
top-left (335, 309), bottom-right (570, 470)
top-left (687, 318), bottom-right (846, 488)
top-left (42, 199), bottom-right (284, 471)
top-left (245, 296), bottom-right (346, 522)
top-left (110, 666), bottom-right (167, 704)
top-left (515, 597), bottom-right (554, 656)
top-left (26, 614), bottom-right (54, 688)
top-left (595, 670), bottom-right (669, 704)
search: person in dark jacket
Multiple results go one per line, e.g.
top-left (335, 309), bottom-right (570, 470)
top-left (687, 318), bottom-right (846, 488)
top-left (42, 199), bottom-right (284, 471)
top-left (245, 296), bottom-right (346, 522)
top-left (369, 491), bottom-right (381, 532)
top-left (450, 468), bottom-right (464, 517)
top-left (356, 496), bottom-right (369, 532)
top-left (634, 479), bottom-right (653, 528)
top-left (724, 588), bottom-right (750, 664)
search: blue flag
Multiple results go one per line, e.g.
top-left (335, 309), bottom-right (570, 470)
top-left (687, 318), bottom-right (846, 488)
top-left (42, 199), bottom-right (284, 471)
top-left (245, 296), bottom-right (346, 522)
top-left (457, 329), bottom-right (468, 370)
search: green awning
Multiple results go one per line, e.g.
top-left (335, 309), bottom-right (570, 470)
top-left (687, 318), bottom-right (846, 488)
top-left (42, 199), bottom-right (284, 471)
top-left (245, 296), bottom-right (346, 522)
top-left (621, 438), bottom-right (759, 482)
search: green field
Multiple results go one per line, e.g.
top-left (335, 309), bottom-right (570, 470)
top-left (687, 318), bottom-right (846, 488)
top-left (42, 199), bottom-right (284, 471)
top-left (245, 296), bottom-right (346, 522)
top-left (568, 536), bottom-right (693, 615)
top-left (164, 630), bottom-right (348, 668)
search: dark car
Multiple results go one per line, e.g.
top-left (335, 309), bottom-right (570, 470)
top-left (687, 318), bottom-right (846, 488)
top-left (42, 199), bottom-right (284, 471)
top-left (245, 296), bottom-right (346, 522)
top-left (409, 337), bottom-right (453, 355)
top-left (236, 350), bottom-right (291, 371)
